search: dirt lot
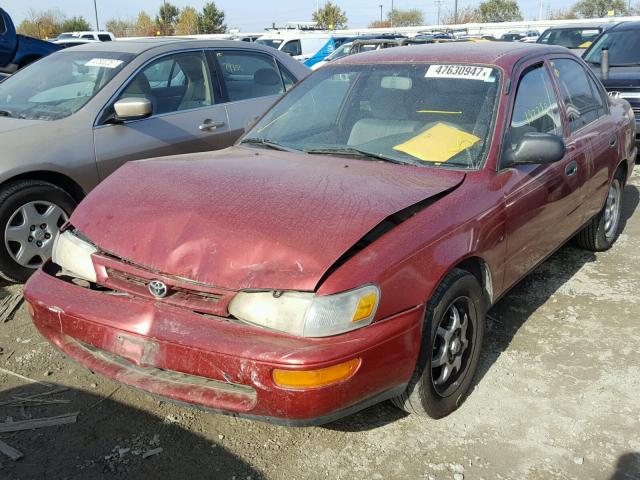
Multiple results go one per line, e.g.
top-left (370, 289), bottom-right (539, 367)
top-left (0, 169), bottom-right (639, 480)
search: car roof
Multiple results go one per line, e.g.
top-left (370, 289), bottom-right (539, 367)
top-left (609, 20), bottom-right (640, 31)
top-left (543, 23), bottom-right (612, 30)
top-left (337, 42), bottom-right (568, 69)
top-left (66, 38), bottom-right (278, 55)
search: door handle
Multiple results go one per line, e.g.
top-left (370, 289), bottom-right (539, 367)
top-left (565, 161), bottom-right (578, 177)
top-left (199, 119), bottom-right (225, 131)
top-left (609, 134), bottom-right (617, 148)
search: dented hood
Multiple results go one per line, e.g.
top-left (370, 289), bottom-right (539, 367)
top-left (71, 147), bottom-right (465, 291)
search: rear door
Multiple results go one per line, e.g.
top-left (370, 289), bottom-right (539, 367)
top-left (0, 10), bottom-right (17, 68)
top-left (502, 61), bottom-right (584, 289)
top-left (211, 49), bottom-right (288, 142)
top-left (548, 56), bottom-right (616, 222)
top-left (93, 50), bottom-right (231, 179)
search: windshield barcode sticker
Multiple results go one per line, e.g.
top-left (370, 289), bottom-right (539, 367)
top-left (85, 58), bottom-right (124, 69)
top-left (426, 65), bottom-right (494, 81)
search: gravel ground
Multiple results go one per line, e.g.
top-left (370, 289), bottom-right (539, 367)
top-left (0, 169), bottom-right (639, 480)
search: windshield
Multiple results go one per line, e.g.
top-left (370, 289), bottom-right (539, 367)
top-left (584, 30), bottom-right (640, 65)
top-left (244, 63), bottom-right (501, 169)
top-left (326, 42), bottom-right (353, 61)
top-left (256, 39), bottom-right (283, 49)
top-left (538, 28), bottom-right (600, 48)
top-left (0, 50), bottom-right (133, 120)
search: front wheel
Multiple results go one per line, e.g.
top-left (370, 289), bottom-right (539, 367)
top-left (0, 180), bottom-right (76, 283)
top-left (392, 268), bottom-right (486, 418)
top-left (576, 169), bottom-right (625, 251)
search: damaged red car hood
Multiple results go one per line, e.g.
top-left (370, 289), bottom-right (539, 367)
top-left (71, 147), bottom-right (465, 291)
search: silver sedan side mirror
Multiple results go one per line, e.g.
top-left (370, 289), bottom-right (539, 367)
top-left (113, 97), bottom-right (152, 122)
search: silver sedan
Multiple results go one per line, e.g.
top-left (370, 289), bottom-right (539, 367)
top-left (0, 39), bottom-right (309, 281)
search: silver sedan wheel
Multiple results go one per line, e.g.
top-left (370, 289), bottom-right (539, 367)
top-left (603, 179), bottom-right (622, 241)
top-left (4, 201), bottom-right (68, 268)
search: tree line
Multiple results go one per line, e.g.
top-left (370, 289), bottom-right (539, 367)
top-left (16, 2), bottom-right (226, 39)
top-left (314, 0), bottom-right (635, 29)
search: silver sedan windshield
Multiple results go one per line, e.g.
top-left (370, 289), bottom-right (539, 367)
top-left (0, 50), bottom-right (133, 120)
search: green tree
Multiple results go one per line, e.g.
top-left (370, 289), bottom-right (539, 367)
top-left (388, 8), bottom-right (424, 27)
top-left (312, 1), bottom-right (348, 29)
top-left (199, 2), bottom-right (226, 33)
top-left (17, 8), bottom-right (65, 39)
top-left (61, 16), bottom-right (91, 32)
top-left (135, 11), bottom-right (157, 36)
top-left (478, 0), bottom-right (523, 22)
top-left (105, 18), bottom-right (135, 37)
top-left (548, 8), bottom-right (579, 19)
top-left (176, 6), bottom-right (201, 35)
top-left (156, 2), bottom-right (180, 35)
top-left (443, 6), bottom-right (481, 24)
top-left (571, 0), bottom-right (627, 17)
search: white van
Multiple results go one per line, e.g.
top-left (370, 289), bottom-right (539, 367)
top-left (256, 32), bottom-right (334, 64)
top-left (54, 31), bottom-right (116, 42)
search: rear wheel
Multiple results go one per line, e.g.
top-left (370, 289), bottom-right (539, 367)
top-left (392, 268), bottom-right (485, 418)
top-left (0, 180), bottom-right (76, 283)
top-left (576, 169), bottom-right (625, 251)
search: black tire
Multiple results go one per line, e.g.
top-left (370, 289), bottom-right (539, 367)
top-left (576, 168), bottom-right (625, 252)
top-left (0, 180), bottom-right (76, 283)
top-left (392, 268), bottom-right (486, 418)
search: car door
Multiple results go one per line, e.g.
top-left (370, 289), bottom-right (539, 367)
top-left (0, 10), bottom-right (17, 68)
top-left (93, 50), bottom-right (231, 180)
top-left (211, 49), bottom-right (288, 143)
top-left (549, 56), bottom-right (617, 223)
top-left (501, 61), bottom-right (585, 290)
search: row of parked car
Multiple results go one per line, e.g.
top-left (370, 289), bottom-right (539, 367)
top-left (0, 6), bottom-right (637, 425)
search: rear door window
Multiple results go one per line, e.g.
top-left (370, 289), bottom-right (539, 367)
top-left (551, 58), bottom-right (604, 132)
top-left (98, 34), bottom-right (112, 41)
top-left (0, 14), bottom-right (6, 35)
top-left (216, 51), bottom-right (284, 101)
top-left (509, 64), bottom-right (562, 147)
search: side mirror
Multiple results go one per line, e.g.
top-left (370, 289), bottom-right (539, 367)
top-left (505, 132), bottom-right (565, 166)
top-left (113, 97), bottom-right (152, 122)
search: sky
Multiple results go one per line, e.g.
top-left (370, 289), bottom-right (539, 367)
top-left (3, 0), bottom-right (574, 32)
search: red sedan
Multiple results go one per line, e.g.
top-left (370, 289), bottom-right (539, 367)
top-left (25, 43), bottom-right (635, 425)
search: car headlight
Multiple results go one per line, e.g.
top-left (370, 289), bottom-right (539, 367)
top-left (51, 230), bottom-right (97, 283)
top-left (228, 285), bottom-right (380, 337)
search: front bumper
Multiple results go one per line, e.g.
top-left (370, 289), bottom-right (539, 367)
top-left (25, 268), bottom-right (423, 425)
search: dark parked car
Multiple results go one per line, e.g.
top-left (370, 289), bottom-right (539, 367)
top-left (583, 21), bottom-right (640, 147)
top-left (26, 43), bottom-right (634, 425)
top-left (537, 23), bottom-right (614, 52)
top-left (0, 39), bottom-right (308, 282)
top-left (0, 8), bottom-right (61, 74)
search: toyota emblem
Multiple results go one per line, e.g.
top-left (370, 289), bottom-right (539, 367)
top-left (148, 279), bottom-right (169, 298)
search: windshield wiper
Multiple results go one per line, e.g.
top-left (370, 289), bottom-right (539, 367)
top-left (240, 137), bottom-right (295, 152)
top-left (305, 146), bottom-right (412, 165)
top-left (0, 110), bottom-right (13, 118)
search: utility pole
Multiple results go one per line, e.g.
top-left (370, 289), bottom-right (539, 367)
top-left (454, 0), bottom-right (458, 24)
top-left (538, 0), bottom-right (544, 21)
top-left (163, 0), bottom-right (167, 36)
top-left (435, 0), bottom-right (443, 25)
top-left (390, 0), bottom-right (394, 27)
top-left (93, 0), bottom-right (100, 30)
top-left (379, 4), bottom-right (383, 23)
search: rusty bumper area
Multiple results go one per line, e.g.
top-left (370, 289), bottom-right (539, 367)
top-left (25, 268), bottom-right (424, 425)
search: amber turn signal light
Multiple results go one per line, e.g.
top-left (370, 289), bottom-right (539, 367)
top-left (272, 358), bottom-right (361, 389)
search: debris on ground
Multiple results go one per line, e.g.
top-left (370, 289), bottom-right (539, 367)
top-left (0, 411), bottom-right (78, 433)
top-left (0, 438), bottom-right (23, 460)
top-left (0, 293), bottom-right (23, 323)
top-left (142, 447), bottom-right (163, 459)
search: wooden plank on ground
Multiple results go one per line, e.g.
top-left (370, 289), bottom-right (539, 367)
top-left (0, 293), bottom-right (23, 323)
top-left (0, 439), bottom-right (23, 460)
top-left (0, 412), bottom-right (79, 433)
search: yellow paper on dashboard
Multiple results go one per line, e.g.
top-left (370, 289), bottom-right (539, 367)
top-left (393, 123), bottom-right (480, 162)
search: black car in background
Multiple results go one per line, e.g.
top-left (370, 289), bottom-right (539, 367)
top-left (583, 21), bottom-right (640, 148)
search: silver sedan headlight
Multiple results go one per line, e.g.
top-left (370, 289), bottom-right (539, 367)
top-left (51, 230), bottom-right (97, 283)
top-left (228, 285), bottom-right (380, 337)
